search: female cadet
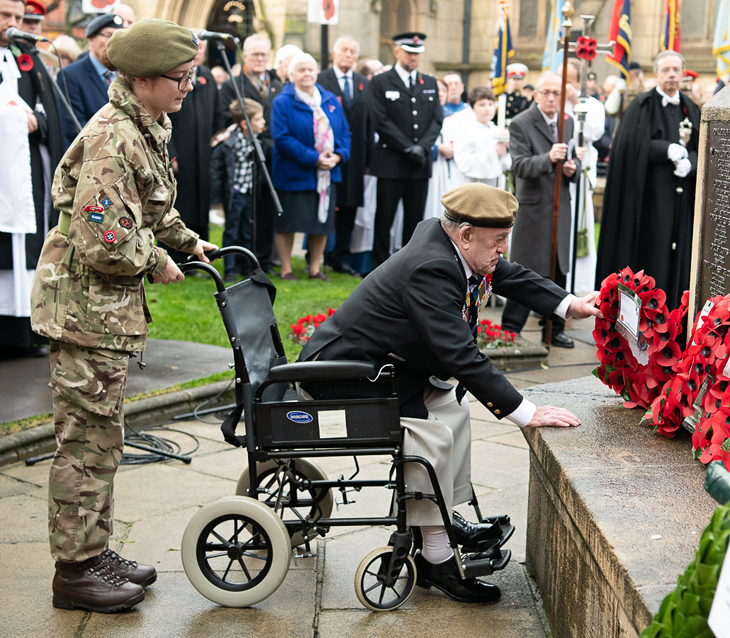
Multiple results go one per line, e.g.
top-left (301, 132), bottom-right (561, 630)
top-left (30, 19), bottom-right (217, 613)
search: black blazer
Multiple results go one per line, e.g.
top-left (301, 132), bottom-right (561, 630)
top-left (369, 67), bottom-right (443, 180)
top-left (57, 54), bottom-right (110, 146)
top-left (299, 218), bottom-right (568, 419)
top-left (317, 68), bottom-right (372, 207)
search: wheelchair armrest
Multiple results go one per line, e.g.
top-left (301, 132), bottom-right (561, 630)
top-left (267, 360), bottom-right (380, 382)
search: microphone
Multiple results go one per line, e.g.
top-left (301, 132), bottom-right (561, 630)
top-left (196, 29), bottom-right (240, 45)
top-left (6, 27), bottom-right (48, 43)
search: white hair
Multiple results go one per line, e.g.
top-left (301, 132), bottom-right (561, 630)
top-left (275, 44), bottom-right (303, 68)
top-left (333, 34), bottom-right (359, 54)
top-left (288, 52), bottom-right (318, 79)
top-left (243, 33), bottom-right (271, 55)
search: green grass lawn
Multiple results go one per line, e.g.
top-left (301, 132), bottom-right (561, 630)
top-left (145, 226), bottom-right (361, 362)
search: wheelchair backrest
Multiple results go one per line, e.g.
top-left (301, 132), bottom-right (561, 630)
top-left (215, 271), bottom-right (287, 400)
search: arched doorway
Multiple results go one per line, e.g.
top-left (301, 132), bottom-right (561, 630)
top-left (205, 0), bottom-right (257, 68)
top-left (379, 0), bottom-right (413, 64)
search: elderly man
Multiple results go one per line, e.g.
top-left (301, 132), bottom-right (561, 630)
top-left (57, 13), bottom-right (125, 146)
top-left (500, 72), bottom-right (583, 347)
top-left (299, 182), bottom-right (600, 603)
top-left (219, 34), bottom-right (283, 274)
top-left (317, 35), bottom-right (371, 276)
top-left (370, 32), bottom-right (443, 268)
top-left (596, 51), bottom-right (700, 310)
top-left (442, 71), bottom-right (468, 117)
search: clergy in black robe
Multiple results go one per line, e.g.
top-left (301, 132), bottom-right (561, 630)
top-left (0, 36), bottom-right (64, 352)
top-left (595, 52), bottom-right (700, 310)
top-left (164, 64), bottom-right (224, 262)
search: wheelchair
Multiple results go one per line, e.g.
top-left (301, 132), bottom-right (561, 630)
top-left (178, 247), bottom-right (513, 611)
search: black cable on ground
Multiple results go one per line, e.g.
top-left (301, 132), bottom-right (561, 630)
top-left (121, 424), bottom-right (201, 465)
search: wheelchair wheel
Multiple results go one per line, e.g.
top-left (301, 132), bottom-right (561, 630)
top-left (181, 496), bottom-right (290, 607)
top-left (354, 547), bottom-right (417, 611)
top-left (236, 459), bottom-right (334, 547)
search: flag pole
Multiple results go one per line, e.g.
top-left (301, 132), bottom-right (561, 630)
top-left (545, 0), bottom-right (574, 347)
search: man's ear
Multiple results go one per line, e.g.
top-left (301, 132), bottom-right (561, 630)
top-left (458, 224), bottom-right (473, 247)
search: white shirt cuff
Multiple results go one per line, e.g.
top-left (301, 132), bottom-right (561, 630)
top-left (554, 294), bottom-right (575, 319)
top-left (505, 398), bottom-right (536, 428)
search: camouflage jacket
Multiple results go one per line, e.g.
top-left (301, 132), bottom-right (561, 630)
top-left (30, 78), bottom-right (199, 352)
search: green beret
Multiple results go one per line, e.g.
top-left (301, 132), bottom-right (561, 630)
top-left (441, 183), bottom-right (518, 228)
top-left (107, 18), bottom-right (198, 78)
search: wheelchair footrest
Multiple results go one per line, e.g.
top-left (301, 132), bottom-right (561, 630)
top-left (462, 548), bottom-right (511, 578)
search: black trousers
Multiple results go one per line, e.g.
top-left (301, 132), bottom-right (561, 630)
top-left (254, 189), bottom-right (276, 272)
top-left (501, 268), bottom-right (566, 336)
top-left (329, 205), bottom-right (358, 266)
top-left (372, 178), bottom-right (429, 269)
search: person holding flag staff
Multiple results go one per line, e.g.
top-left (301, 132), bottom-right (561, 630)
top-left (30, 18), bottom-right (217, 613)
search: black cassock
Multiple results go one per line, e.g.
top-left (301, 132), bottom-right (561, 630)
top-left (596, 89), bottom-right (700, 310)
top-left (0, 42), bottom-right (64, 348)
top-left (167, 65), bottom-right (224, 248)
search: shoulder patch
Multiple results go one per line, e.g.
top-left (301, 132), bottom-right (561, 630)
top-left (85, 205), bottom-right (104, 212)
top-left (103, 230), bottom-right (116, 244)
top-left (101, 197), bottom-right (113, 209)
top-left (119, 217), bottom-right (134, 229)
top-left (89, 212), bottom-right (104, 223)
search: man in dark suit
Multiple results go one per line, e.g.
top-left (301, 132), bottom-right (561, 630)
top-left (219, 34), bottom-right (283, 273)
top-left (299, 183), bottom-right (600, 603)
top-left (369, 32), bottom-right (443, 268)
top-left (317, 35), bottom-right (371, 276)
top-left (57, 13), bottom-right (125, 146)
top-left (501, 72), bottom-right (584, 348)
top-left (164, 37), bottom-right (224, 261)
top-left (0, 0), bottom-right (64, 354)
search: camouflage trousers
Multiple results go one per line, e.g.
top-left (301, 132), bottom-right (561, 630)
top-left (47, 340), bottom-right (130, 563)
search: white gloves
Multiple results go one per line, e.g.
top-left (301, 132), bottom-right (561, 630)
top-left (667, 143), bottom-right (689, 163)
top-left (674, 157), bottom-right (691, 178)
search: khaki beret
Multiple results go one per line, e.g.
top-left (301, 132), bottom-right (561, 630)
top-left (107, 18), bottom-right (198, 78)
top-left (441, 183), bottom-right (518, 228)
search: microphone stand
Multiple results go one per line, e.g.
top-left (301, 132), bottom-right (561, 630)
top-left (213, 40), bottom-right (283, 264)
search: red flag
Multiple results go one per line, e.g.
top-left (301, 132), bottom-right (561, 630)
top-left (606, 0), bottom-right (632, 79)
top-left (663, 0), bottom-right (681, 52)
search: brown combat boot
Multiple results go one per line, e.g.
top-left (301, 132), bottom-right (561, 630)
top-left (52, 558), bottom-right (145, 613)
top-left (98, 549), bottom-right (157, 588)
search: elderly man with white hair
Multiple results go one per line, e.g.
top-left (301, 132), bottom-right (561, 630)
top-left (219, 34), bottom-right (283, 274)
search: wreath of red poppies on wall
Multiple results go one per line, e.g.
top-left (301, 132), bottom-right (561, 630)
top-left (593, 267), bottom-right (688, 410)
top-left (16, 54), bottom-right (33, 72)
top-left (642, 296), bottom-right (730, 469)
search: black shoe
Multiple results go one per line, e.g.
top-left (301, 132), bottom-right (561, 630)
top-left (452, 511), bottom-right (503, 549)
top-left (481, 514), bottom-right (511, 527)
top-left (551, 333), bottom-right (575, 348)
top-left (331, 262), bottom-right (361, 277)
top-left (414, 553), bottom-right (501, 603)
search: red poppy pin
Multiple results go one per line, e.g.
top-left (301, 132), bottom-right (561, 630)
top-left (17, 54), bottom-right (33, 72)
top-left (359, 83), bottom-right (363, 91)
top-left (419, 76), bottom-right (423, 85)
top-left (198, 76), bottom-right (207, 85)
top-left (328, 104), bottom-right (335, 112)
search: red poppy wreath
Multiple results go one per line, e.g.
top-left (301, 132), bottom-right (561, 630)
top-left (593, 267), bottom-right (689, 410)
top-left (642, 295), bottom-right (730, 469)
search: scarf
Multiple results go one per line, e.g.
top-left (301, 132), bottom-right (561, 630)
top-left (295, 85), bottom-right (334, 223)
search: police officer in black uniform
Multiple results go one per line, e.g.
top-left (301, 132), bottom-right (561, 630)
top-left (504, 63), bottom-right (530, 122)
top-left (370, 32), bottom-right (443, 268)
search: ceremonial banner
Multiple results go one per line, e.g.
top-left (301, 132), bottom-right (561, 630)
top-left (714, 0), bottom-right (730, 78)
top-left (81, 0), bottom-right (119, 14)
top-left (491, 0), bottom-right (514, 95)
top-left (606, 0), bottom-right (632, 79)
top-left (307, 0), bottom-right (339, 25)
top-left (542, 0), bottom-right (564, 72)
top-left (662, 0), bottom-right (681, 52)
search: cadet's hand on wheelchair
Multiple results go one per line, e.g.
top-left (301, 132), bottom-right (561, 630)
top-left (192, 239), bottom-right (218, 264)
top-left (153, 258), bottom-right (185, 285)
top-left (526, 406), bottom-right (581, 428)
top-left (566, 291), bottom-right (603, 320)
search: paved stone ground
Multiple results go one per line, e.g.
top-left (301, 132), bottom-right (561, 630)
top-left (0, 307), bottom-right (598, 638)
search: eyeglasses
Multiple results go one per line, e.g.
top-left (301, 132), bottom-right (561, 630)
top-left (160, 66), bottom-right (197, 90)
top-left (538, 89), bottom-right (561, 98)
top-left (247, 52), bottom-right (269, 59)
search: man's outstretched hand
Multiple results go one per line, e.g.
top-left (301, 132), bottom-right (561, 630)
top-left (567, 291), bottom-right (602, 320)
top-left (526, 406), bottom-right (581, 428)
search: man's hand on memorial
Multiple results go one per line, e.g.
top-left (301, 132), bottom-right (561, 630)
top-left (566, 291), bottom-right (603, 319)
top-left (674, 157), bottom-right (691, 178)
top-left (405, 145), bottom-right (427, 166)
top-left (562, 158), bottom-right (577, 177)
top-left (526, 406), bottom-right (581, 428)
top-left (667, 143), bottom-right (688, 163)
top-left (549, 143), bottom-right (568, 163)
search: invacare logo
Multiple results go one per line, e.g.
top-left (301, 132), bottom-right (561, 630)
top-left (286, 411), bottom-right (313, 424)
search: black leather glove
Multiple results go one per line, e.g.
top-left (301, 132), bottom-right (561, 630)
top-left (404, 144), bottom-right (427, 166)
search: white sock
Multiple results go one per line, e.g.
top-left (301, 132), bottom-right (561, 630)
top-left (420, 525), bottom-right (454, 564)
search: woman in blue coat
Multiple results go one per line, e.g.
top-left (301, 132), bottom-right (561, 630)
top-left (271, 52), bottom-right (351, 281)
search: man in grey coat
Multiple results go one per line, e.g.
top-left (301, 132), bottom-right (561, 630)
top-left (501, 72), bottom-right (584, 348)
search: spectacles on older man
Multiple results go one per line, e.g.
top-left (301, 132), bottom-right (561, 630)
top-left (160, 66), bottom-right (197, 90)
